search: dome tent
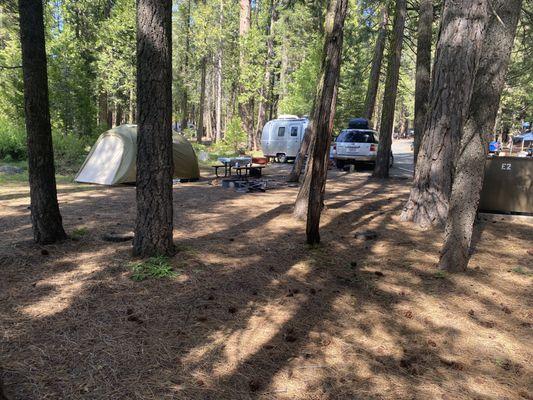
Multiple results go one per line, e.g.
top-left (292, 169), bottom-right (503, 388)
top-left (75, 124), bottom-right (200, 185)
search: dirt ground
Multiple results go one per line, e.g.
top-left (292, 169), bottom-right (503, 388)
top-left (0, 164), bottom-right (532, 400)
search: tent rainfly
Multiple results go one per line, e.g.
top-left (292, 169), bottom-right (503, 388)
top-left (75, 124), bottom-right (200, 185)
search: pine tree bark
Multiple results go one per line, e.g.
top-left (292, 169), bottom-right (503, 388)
top-left (363, 5), bottom-right (388, 122)
top-left (180, 0), bottom-right (191, 132)
top-left (239, 0), bottom-right (254, 148)
top-left (133, 0), bottom-right (174, 257)
top-left (198, 56), bottom-right (207, 143)
top-left (401, 0), bottom-right (489, 227)
top-left (373, 0), bottom-right (407, 179)
top-left (438, 0), bottom-right (522, 272)
top-left (413, 0), bottom-right (433, 166)
top-left (305, 0), bottom-right (347, 244)
top-left (19, 0), bottom-right (66, 244)
top-left (255, 0), bottom-right (277, 151)
top-left (287, 120), bottom-right (314, 183)
top-left (215, 0), bottom-right (223, 142)
top-left (98, 91), bottom-right (108, 127)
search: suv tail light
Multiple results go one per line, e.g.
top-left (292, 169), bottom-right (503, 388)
top-left (370, 144), bottom-right (377, 152)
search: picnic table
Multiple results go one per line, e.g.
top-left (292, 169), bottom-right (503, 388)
top-left (213, 156), bottom-right (263, 178)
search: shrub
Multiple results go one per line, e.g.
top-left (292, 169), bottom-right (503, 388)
top-left (0, 119), bottom-right (26, 161)
top-left (211, 116), bottom-right (247, 156)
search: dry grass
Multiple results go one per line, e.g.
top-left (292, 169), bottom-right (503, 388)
top-left (0, 164), bottom-right (532, 400)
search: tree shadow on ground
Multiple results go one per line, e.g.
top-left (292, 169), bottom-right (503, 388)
top-left (0, 170), bottom-right (531, 400)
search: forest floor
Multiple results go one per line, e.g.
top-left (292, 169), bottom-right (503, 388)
top-left (0, 163), bottom-right (532, 400)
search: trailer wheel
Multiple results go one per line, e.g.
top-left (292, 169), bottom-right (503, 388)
top-left (335, 159), bottom-right (345, 169)
top-left (277, 153), bottom-right (287, 163)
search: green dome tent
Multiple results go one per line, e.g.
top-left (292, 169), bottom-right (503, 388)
top-left (75, 124), bottom-right (200, 185)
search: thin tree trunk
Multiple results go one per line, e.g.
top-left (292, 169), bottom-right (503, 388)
top-left (255, 0), bottom-right (277, 151)
top-left (287, 121), bottom-right (314, 183)
top-left (413, 0), bottom-right (433, 166)
top-left (18, 0), bottom-right (66, 244)
top-left (438, 0), bottom-right (522, 272)
top-left (98, 91), bottom-right (108, 127)
top-left (129, 87), bottom-right (135, 123)
top-left (363, 5), bottom-right (388, 122)
top-left (198, 55), bottom-right (207, 143)
top-left (133, 0), bottom-right (174, 257)
top-left (180, 0), bottom-right (191, 132)
top-left (401, 0), bottom-right (489, 227)
top-left (304, 0), bottom-right (347, 244)
top-left (373, 0), bottom-right (407, 179)
top-left (239, 0), bottom-right (254, 148)
top-left (215, 0), bottom-right (223, 142)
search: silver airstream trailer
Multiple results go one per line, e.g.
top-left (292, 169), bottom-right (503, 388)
top-left (261, 116), bottom-right (308, 162)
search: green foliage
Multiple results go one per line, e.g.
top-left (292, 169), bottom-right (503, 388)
top-left (130, 256), bottom-right (177, 281)
top-left (278, 40), bottom-right (322, 116)
top-left (0, 118), bottom-right (26, 160)
top-left (212, 116), bottom-right (246, 155)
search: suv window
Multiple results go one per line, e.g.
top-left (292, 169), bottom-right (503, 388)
top-left (290, 126), bottom-right (298, 137)
top-left (278, 127), bottom-right (285, 137)
top-left (336, 130), bottom-right (377, 143)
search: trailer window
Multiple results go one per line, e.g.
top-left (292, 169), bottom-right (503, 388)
top-left (278, 127), bottom-right (285, 137)
top-left (290, 126), bottom-right (298, 137)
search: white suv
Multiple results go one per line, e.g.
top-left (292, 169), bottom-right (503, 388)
top-left (332, 129), bottom-right (386, 169)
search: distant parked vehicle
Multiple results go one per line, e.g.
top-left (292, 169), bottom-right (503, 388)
top-left (261, 116), bottom-right (308, 163)
top-left (332, 118), bottom-right (393, 169)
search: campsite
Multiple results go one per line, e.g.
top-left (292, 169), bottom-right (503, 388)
top-left (1, 0), bottom-right (532, 399)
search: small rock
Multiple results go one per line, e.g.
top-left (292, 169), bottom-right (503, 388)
top-left (502, 306), bottom-right (512, 314)
top-left (468, 309), bottom-right (475, 316)
top-left (197, 316), bottom-right (207, 322)
top-left (207, 295), bottom-right (215, 301)
top-left (374, 271), bottom-right (384, 277)
top-left (350, 261), bottom-right (357, 268)
top-left (354, 230), bottom-right (378, 240)
top-left (309, 288), bottom-right (316, 295)
top-left (40, 249), bottom-right (49, 256)
top-left (228, 306), bottom-right (237, 314)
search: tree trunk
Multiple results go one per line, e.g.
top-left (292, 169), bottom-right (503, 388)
top-left (363, 5), bottom-right (388, 122)
top-left (305, 0), bottom-right (347, 244)
top-left (180, 0), bottom-right (191, 132)
top-left (373, 0), bottom-right (407, 179)
top-left (413, 0), bottom-right (433, 166)
top-left (255, 0), bottom-right (277, 151)
top-left (401, 0), bottom-right (489, 227)
top-left (287, 121), bottom-right (314, 183)
top-left (19, 0), bottom-right (66, 245)
top-left (438, 0), bottom-right (522, 272)
top-left (115, 101), bottom-right (123, 126)
top-left (133, 0), bottom-right (174, 257)
top-left (98, 91), bottom-right (108, 127)
top-left (239, 0), bottom-right (254, 148)
top-left (215, 0), bottom-right (223, 142)
top-left (198, 55), bottom-right (207, 143)
top-left (129, 87), bottom-right (135, 124)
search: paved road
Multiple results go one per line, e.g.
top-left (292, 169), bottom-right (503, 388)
top-left (391, 139), bottom-right (414, 178)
